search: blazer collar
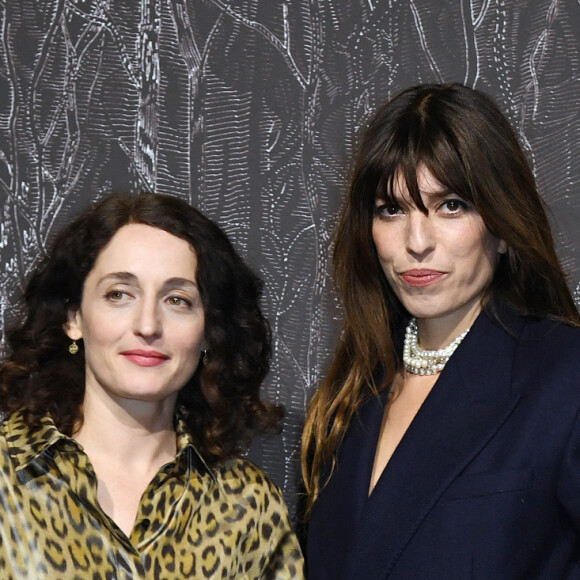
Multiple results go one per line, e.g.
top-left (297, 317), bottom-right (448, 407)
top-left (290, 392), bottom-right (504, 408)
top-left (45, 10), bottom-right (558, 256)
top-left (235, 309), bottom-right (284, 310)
top-left (317, 306), bottom-right (526, 579)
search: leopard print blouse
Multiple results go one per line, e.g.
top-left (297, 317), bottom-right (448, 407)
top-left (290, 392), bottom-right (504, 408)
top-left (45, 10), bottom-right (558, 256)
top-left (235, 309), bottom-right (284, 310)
top-left (0, 411), bottom-right (304, 579)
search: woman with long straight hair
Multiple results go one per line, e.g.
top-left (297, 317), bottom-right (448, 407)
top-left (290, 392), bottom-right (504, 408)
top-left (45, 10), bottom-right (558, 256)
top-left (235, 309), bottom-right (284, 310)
top-left (303, 83), bottom-right (580, 579)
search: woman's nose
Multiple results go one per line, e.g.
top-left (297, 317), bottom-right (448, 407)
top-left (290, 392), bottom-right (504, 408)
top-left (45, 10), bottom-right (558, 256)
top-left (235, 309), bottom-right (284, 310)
top-left (405, 210), bottom-right (435, 258)
top-left (133, 299), bottom-right (162, 339)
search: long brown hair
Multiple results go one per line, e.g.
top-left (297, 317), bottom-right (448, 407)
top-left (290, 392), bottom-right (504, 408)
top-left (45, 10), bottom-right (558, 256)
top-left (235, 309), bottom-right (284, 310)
top-left (1, 193), bottom-right (282, 463)
top-left (302, 83), bottom-right (580, 514)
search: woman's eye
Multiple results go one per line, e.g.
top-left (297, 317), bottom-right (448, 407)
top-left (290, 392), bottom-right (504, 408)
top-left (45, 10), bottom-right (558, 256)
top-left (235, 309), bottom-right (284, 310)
top-left (105, 290), bottom-right (128, 301)
top-left (167, 296), bottom-right (192, 307)
top-left (376, 202), bottom-right (403, 217)
top-left (440, 199), bottom-right (467, 214)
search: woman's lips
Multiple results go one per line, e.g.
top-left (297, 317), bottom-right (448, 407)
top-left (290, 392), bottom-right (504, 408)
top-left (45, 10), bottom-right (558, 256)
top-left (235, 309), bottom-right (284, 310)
top-left (120, 350), bottom-right (170, 367)
top-left (400, 269), bottom-right (446, 287)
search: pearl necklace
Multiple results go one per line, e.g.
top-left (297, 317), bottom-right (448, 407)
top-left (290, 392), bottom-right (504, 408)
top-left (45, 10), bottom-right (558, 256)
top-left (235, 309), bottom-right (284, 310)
top-left (403, 318), bottom-right (471, 375)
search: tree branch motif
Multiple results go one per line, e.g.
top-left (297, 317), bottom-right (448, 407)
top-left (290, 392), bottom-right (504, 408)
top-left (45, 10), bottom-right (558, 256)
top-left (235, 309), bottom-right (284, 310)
top-left (524, 0), bottom-right (559, 121)
top-left (207, 0), bottom-right (308, 88)
top-left (135, 0), bottom-right (159, 191)
top-left (409, 0), bottom-right (443, 82)
top-left (67, 1), bottom-right (140, 86)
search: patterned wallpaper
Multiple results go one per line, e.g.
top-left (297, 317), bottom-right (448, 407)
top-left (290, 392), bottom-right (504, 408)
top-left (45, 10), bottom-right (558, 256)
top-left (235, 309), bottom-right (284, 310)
top-left (1, 0), bottom-right (579, 518)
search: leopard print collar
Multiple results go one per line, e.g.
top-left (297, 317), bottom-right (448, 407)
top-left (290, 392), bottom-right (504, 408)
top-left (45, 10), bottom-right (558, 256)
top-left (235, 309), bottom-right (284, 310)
top-left (3, 411), bottom-right (215, 481)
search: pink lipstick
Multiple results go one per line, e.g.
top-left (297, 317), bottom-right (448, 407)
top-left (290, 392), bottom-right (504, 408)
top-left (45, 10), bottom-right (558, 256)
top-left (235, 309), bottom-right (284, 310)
top-left (121, 349), bottom-right (169, 367)
top-left (400, 269), bottom-right (445, 287)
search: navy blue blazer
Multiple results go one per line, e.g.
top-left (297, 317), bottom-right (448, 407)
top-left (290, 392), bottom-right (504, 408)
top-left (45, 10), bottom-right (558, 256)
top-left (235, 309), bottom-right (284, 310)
top-left (307, 306), bottom-right (580, 579)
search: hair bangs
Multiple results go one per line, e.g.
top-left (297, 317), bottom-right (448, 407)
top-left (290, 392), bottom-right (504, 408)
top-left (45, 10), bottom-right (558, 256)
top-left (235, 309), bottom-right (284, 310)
top-left (422, 114), bottom-right (477, 202)
top-left (372, 123), bottom-right (426, 212)
top-left (423, 132), bottom-right (476, 206)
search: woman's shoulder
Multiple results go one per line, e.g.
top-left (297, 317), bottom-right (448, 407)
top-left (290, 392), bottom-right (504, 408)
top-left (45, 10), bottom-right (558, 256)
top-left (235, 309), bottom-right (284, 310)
top-left (210, 458), bottom-right (298, 544)
top-left (212, 458), bottom-right (304, 578)
top-left (518, 314), bottom-right (580, 352)
top-left (503, 314), bottom-right (580, 397)
top-left (485, 301), bottom-right (580, 349)
top-left (468, 306), bottom-right (580, 401)
top-left (214, 457), bottom-right (287, 504)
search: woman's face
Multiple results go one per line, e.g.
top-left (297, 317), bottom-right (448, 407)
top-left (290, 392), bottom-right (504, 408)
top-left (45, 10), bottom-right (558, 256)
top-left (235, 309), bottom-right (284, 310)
top-left (65, 223), bottom-right (205, 408)
top-left (372, 166), bottom-right (506, 334)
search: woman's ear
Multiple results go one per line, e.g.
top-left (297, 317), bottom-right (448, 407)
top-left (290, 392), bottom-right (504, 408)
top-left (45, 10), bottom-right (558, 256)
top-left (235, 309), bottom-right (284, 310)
top-left (498, 239), bottom-right (508, 255)
top-left (63, 309), bottom-right (83, 340)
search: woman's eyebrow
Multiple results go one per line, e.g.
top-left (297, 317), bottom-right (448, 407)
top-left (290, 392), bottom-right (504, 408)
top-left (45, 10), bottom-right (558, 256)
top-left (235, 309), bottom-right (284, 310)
top-left (97, 271), bottom-right (137, 285)
top-left (96, 273), bottom-right (197, 291)
top-left (162, 277), bottom-right (198, 291)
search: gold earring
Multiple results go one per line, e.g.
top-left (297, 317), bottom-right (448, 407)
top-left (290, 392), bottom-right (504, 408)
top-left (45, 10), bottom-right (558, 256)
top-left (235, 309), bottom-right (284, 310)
top-left (202, 350), bottom-right (209, 366)
top-left (69, 340), bottom-right (79, 355)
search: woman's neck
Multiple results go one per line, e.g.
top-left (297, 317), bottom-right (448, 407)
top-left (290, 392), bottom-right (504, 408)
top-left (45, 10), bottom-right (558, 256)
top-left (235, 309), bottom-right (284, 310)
top-left (415, 304), bottom-right (482, 350)
top-left (73, 392), bottom-right (178, 537)
top-left (73, 388), bottom-right (177, 470)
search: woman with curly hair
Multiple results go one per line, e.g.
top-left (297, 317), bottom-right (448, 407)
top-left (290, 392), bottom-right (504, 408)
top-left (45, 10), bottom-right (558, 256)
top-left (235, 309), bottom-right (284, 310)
top-left (303, 84), bottom-right (580, 579)
top-left (0, 192), bottom-right (303, 579)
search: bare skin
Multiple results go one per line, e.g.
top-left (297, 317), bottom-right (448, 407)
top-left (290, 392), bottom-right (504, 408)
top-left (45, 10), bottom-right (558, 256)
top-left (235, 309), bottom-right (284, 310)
top-left (369, 302), bottom-right (483, 497)
top-left (369, 308), bottom-right (482, 495)
top-left (74, 394), bottom-right (177, 537)
top-left (369, 371), bottom-right (437, 494)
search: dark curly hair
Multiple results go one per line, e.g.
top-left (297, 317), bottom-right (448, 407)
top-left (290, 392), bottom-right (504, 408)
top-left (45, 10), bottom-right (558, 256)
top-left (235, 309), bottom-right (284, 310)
top-left (0, 192), bottom-right (282, 464)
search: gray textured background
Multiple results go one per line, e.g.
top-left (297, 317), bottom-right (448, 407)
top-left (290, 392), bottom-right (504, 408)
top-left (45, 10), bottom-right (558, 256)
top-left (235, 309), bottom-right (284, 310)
top-left (1, 0), bottom-right (579, 520)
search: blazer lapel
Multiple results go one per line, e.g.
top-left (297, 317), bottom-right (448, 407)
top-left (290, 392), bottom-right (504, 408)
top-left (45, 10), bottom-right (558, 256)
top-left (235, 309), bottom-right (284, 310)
top-left (307, 387), bottom-right (388, 579)
top-left (340, 309), bottom-right (524, 579)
